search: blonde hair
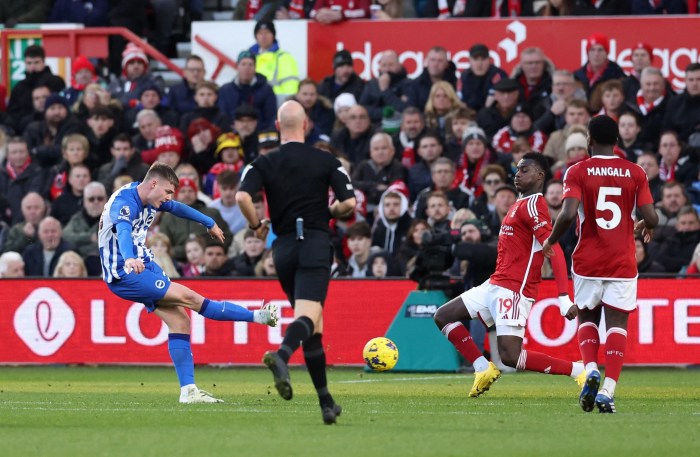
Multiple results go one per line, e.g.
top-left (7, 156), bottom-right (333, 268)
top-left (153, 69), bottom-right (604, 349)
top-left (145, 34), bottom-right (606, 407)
top-left (53, 251), bottom-right (87, 278)
top-left (424, 81), bottom-right (465, 131)
top-left (62, 133), bottom-right (89, 154)
top-left (146, 233), bottom-right (181, 278)
top-left (254, 249), bottom-right (276, 277)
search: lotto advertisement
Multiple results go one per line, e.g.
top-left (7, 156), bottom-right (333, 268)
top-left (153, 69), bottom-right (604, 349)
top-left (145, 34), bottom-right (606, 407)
top-left (1, 279), bottom-right (698, 367)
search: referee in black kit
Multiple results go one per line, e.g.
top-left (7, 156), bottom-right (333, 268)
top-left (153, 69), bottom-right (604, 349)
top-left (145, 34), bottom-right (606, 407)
top-left (236, 101), bottom-right (356, 424)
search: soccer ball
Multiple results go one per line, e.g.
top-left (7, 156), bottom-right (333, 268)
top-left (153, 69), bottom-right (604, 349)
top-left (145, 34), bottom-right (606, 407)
top-left (363, 337), bottom-right (399, 371)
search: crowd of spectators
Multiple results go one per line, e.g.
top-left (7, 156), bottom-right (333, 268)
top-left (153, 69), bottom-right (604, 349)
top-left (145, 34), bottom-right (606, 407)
top-left (0, 6), bottom-right (699, 281)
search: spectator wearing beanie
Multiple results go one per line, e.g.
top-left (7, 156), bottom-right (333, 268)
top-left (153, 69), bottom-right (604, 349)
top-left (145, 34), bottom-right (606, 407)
top-left (202, 132), bottom-right (244, 198)
top-left (218, 50), bottom-right (277, 130)
top-left (318, 49), bottom-right (366, 103)
top-left (141, 126), bottom-right (185, 170)
top-left (248, 20), bottom-right (300, 104)
top-left (491, 103), bottom-right (547, 154)
top-left (63, 56), bottom-right (98, 105)
top-left (574, 32), bottom-right (626, 99)
top-left (124, 81), bottom-right (178, 134)
top-left (24, 93), bottom-right (90, 168)
top-left (186, 118), bottom-right (222, 176)
top-left (108, 42), bottom-right (159, 108)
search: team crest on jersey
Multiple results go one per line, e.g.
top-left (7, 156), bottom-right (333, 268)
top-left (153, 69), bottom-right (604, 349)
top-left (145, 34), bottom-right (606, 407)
top-left (145, 213), bottom-right (154, 225)
top-left (118, 206), bottom-right (131, 221)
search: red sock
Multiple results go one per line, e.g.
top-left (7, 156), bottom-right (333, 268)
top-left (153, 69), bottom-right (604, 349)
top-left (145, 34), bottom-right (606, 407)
top-left (604, 328), bottom-right (627, 382)
top-left (441, 322), bottom-right (483, 363)
top-left (516, 350), bottom-right (573, 375)
top-left (578, 322), bottom-right (600, 366)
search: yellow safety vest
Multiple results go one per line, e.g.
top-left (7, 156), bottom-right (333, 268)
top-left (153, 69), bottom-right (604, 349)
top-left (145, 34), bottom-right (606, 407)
top-left (256, 50), bottom-right (300, 96)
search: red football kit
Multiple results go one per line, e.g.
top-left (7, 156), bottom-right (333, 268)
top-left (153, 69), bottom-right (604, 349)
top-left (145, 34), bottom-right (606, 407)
top-left (490, 193), bottom-right (552, 300)
top-left (562, 155), bottom-right (653, 280)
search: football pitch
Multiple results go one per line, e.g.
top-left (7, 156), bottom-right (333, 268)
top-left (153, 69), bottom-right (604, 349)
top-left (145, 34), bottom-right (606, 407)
top-left (1, 366), bottom-right (698, 457)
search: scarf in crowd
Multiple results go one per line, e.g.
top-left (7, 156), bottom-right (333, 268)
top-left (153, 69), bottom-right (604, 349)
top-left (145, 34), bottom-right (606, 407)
top-left (659, 158), bottom-right (676, 182)
top-left (636, 89), bottom-right (665, 116)
top-left (585, 60), bottom-right (608, 88)
top-left (5, 156), bottom-right (31, 180)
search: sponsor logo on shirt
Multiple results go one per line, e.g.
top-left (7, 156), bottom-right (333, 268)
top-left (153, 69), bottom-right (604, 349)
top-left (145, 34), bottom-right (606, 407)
top-left (500, 224), bottom-right (514, 236)
top-left (118, 206), bottom-right (131, 221)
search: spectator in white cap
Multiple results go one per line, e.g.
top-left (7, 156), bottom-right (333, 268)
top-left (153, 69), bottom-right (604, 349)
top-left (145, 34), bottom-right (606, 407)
top-left (108, 42), bottom-right (159, 107)
top-left (332, 92), bottom-right (357, 132)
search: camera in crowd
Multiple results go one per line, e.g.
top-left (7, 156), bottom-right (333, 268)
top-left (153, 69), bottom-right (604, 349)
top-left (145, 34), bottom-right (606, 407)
top-left (409, 228), bottom-right (463, 298)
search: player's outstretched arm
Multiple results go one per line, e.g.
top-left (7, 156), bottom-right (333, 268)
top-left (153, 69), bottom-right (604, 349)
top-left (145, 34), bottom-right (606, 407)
top-left (163, 200), bottom-right (216, 230)
top-left (543, 197), bottom-right (579, 257)
top-left (207, 224), bottom-right (225, 243)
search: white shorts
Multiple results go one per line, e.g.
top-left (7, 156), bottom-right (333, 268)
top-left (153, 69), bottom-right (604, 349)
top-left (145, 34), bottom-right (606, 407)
top-left (459, 280), bottom-right (533, 338)
top-left (573, 273), bottom-right (637, 312)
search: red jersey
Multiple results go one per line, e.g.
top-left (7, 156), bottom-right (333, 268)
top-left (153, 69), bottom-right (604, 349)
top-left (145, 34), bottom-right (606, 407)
top-left (490, 193), bottom-right (552, 300)
top-left (563, 155), bottom-right (653, 280)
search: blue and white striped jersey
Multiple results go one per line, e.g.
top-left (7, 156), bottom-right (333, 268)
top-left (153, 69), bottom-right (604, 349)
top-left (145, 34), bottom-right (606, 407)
top-left (99, 182), bottom-right (167, 283)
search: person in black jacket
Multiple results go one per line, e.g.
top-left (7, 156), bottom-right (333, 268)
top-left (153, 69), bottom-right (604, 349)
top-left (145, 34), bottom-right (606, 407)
top-left (404, 46), bottom-right (456, 111)
top-left (22, 216), bottom-right (73, 276)
top-left (179, 81), bottom-right (232, 134)
top-left (650, 206), bottom-right (700, 273)
top-left (0, 137), bottom-right (45, 225)
top-left (352, 132), bottom-right (406, 214)
top-left (460, 44), bottom-right (507, 113)
top-left (168, 55), bottom-right (206, 116)
top-left (317, 50), bottom-right (365, 104)
top-left (6, 45), bottom-right (65, 123)
top-left (358, 50), bottom-right (409, 123)
top-left (663, 63), bottom-right (700, 142)
top-left (230, 230), bottom-right (265, 276)
top-left (23, 94), bottom-right (90, 168)
top-left (371, 184), bottom-right (413, 257)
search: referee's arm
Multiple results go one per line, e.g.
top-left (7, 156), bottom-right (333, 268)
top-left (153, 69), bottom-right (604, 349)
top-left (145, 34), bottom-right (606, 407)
top-left (329, 197), bottom-right (356, 219)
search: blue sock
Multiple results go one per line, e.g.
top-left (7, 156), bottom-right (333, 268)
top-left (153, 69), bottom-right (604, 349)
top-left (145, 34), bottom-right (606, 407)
top-left (168, 333), bottom-right (195, 387)
top-left (199, 298), bottom-right (254, 322)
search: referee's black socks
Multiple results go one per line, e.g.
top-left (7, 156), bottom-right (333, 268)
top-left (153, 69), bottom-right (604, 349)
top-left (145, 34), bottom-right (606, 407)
top-left (278, 316), bottom-right (314, 363)
top-left (303, 333), bottom-right (334, 408)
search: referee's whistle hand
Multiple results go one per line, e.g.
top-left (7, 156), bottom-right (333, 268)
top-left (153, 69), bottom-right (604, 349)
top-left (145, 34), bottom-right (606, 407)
top-left (255, 220), bottom-right (270, 241)
top-left (208, 224), bottom-right (225, 243)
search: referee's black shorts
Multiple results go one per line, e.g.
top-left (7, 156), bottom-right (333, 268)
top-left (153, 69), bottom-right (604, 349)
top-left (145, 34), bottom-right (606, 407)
top-left (272, 229), bottom-right (333, 306)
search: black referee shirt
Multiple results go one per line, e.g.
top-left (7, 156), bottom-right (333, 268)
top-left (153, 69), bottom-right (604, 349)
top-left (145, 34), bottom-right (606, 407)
top-left (239, 142), bottom-right (355, 236)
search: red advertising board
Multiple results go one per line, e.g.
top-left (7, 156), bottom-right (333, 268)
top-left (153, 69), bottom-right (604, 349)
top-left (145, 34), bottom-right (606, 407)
top-left (307, 17), bottom-right (700, 91)
top-left (1, 279), bottom-right (699, 366)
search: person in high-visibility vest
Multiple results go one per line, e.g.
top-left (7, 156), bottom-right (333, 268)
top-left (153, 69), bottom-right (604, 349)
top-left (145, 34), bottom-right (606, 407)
top-left (248, 20), bottom-right (299, 104)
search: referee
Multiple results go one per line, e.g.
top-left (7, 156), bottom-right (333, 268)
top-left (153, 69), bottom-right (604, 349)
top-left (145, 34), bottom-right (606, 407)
top-left (236, 100), bottom-right (356, 424)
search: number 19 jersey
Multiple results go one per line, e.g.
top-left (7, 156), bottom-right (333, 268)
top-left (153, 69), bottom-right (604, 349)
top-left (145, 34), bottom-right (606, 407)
top-left (562, 155), bottom-right (653, 280)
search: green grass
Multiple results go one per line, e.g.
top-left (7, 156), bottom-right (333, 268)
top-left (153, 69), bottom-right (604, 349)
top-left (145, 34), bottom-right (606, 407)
top-left (0, 366), bottom-right (698, 457)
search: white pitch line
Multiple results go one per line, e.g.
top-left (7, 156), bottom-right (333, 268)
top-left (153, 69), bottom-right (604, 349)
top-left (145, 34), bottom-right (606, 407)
top-left (2, 406), bottom-right (275, 413)
top-left (337, 375), bottom-right (465, 384)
